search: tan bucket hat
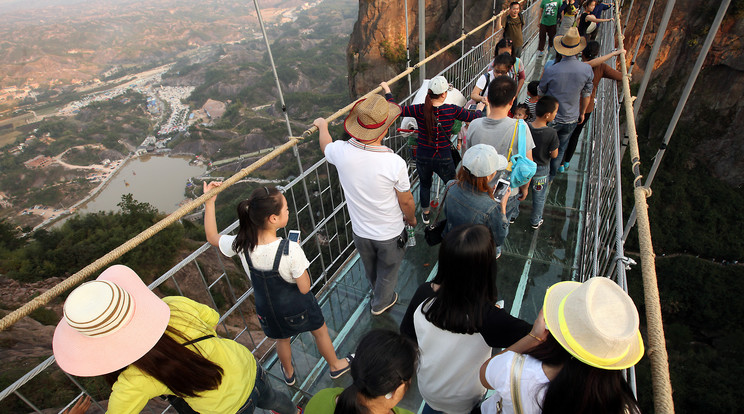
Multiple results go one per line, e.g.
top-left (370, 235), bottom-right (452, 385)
top-left (554, 27), bottom-right (588, 56)
top-left (543, 277), bottom-right (644, 370)
top-left (344, 94), bottom-right (402, 143)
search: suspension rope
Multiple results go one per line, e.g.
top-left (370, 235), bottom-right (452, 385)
top-left (613, 3), bottom-right (675, 413)
top-left (0, 6), bottom-right (511, 333)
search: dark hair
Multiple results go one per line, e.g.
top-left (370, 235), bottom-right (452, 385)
top-left (583, 0), bottom-right (596, 7)
top-left (423, 90), bottom-right (444, 143)
top-left (515, 103), bottom-right (531, 119)
top-left (424, 225), bottom-right (498, 334)
top-left (526, 335), bottom-right (641, 414)
top-left (494, 38), bottom-right (514, 60)
top-left (554, 53), bottom-right (564, 63)
top-left (486, 75), bottom-right (517, 107)
top-left (493, 53), bottom-right (516, 74)
top-left (527, 80), bottom-right (540, 96)
top-left (106, 323), bottom-right (224, 398)
top-left (509, 1), bottom-right (521, 7)
top-left (233, 186), bottom-right (284, 253)
top-left (456, 165), bottom-right (495, 197)
top-left (583, 40), bottom-right (601, 60)
top-left (335, 330), bottom-right (419, 414)
top-left (535, 95), bottom-right (559, 117)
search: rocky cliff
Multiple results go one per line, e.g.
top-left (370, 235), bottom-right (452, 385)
top-left (346, 0), bottom-right (497, 97)
top-left (347, 0), bottom-right (744, 186)
top-left (623, 0), bottom-right (744, 187)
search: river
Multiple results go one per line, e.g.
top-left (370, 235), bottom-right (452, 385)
top-left (78, 155), bottom-right (206, 214)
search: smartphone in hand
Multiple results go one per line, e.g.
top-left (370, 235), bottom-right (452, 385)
top-left (288, 230), bottom-right (301, 243)
top-left (493, 178), bottom-right (511, 203)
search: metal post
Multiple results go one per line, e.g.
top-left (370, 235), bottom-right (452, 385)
top-left (623, 0), bottom-right (730, 241)
top-left (628, 0), bottom-right (656, 75)
top-left (632, 0), bottom-right (676, 118)
top-left (419, 0), bottom-right (427, 84)
top-left (405, 0), bottom-right (413, 96)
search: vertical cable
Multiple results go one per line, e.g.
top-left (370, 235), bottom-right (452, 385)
top-left (632, 0), bottom-right (676, 118)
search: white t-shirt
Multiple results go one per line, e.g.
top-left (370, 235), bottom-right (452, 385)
top-left (218, 235), bottom-right (310, 284)
top-left (475, 70), bottom-right (496, 97)
top-left (480, 351), bottom-right (550, 414)
top-left (324, 139), bottom-right (410, 241)
top-left (413, 299), bottom-right (492, 414)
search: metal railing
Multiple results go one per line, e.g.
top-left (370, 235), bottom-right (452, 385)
top-left (576, 7), bottom-right (628, 287)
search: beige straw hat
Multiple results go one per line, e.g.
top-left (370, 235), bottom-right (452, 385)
top-left (344, 94), bottom-right (401, 143)
top-left (543, 277), bottom-right (644, 370)
top-left (553, 27), bottom-right (588, 56)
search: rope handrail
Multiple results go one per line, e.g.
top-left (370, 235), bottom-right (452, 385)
top-left (613, 3), bottom-right (675, 413)
top-left (0, 6), bottom-right (513, 333)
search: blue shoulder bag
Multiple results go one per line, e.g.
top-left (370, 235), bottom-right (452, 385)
top-left (507, 119), bottom-right (537, 188)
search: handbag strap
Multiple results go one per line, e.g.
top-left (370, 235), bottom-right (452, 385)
top-left (506, 119), bottom-right (518, 170)
top-left (431, 181), bottom-right (456, 223)
top-left (510, 353), bottom-right (527, 414)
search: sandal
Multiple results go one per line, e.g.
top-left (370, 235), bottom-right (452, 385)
top-left (329, 354), bottom-right (354, 379)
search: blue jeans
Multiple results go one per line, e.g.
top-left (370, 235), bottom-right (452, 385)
top-left (416, 154), bottom-right (456, 211)
top-left (530, 165), bottom-right (550, 226)
top-left (353, 233), bottom-right (405, 312)
top-left (549, 122), bottom-right (577, 180)
top-left (238, 365), bottom-right (295, 414)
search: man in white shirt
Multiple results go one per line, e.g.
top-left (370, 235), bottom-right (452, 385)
top-left (314, 94), bottom-right (416, 315)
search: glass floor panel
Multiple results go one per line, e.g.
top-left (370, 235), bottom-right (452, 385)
top-left (256, 119), bottom-right (591, 414)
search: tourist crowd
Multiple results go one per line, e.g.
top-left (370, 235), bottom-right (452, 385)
top-left (51, 2), bottom-right (640, 413)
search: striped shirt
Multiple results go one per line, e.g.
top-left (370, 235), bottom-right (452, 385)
top-left (386, 93), bottom-right (482, 158)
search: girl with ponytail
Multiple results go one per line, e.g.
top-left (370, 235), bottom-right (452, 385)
top-left (381, 77), bottom-right (485, 226)
top-left (204, 182), bottom-right (351, 386)
top-left (305, 329), bottom-right (419, 414)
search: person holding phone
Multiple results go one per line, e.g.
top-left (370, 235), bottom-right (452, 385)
top-left (441, 144), bottom-right (511, 258)
top-left (203, 183), bottom-right (351, 386)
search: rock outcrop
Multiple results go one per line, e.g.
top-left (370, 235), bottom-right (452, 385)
top-left (347, 0), bottom-right (744, 186)
top-left (621, 0), bottom-right (744, 187)
top-left (347, 0), bottom-right (497, 97)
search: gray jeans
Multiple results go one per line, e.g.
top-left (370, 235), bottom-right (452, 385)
top-left (353, 233), bottom-right (405, 312)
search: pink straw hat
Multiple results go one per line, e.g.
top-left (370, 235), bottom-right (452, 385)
top-left (53, 265), bottom-right (170, 377)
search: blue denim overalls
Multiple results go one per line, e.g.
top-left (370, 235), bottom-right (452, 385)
top-left (244, 239), bottom-right (324, 339)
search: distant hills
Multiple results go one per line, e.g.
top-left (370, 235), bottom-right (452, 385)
top-left (0, 0), bottom-right (309, 88)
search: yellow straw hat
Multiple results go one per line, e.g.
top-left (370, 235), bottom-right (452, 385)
top-left (543, 277), bottom-right (644, 370)
top-left (344, 94), bottom-right (401, 143)
top-left (553, 27), bottom-right (588, 56)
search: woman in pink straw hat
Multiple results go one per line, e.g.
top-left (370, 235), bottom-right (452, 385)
top-left (53, 264), bottom-right (299, 414)
top-left (478, 277), bottom-right (643, 414)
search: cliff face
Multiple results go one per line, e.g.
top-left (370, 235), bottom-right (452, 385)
top-left (347, 0), bottom-right (744, 186)
top-left (623, 0), bottom-right (744, 187)
top-left (346, 0), bottom-right (496, 97)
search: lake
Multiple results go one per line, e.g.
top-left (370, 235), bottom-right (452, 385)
top-left (79, 155), bottom-right (207, 214)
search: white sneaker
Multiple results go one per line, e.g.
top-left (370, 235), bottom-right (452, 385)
top-left (531, 219), bottom-right (544, 229)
